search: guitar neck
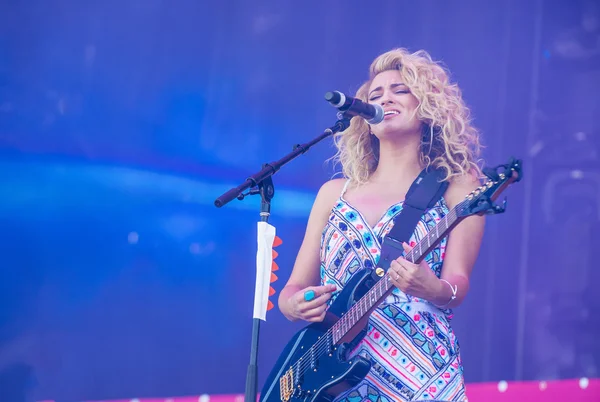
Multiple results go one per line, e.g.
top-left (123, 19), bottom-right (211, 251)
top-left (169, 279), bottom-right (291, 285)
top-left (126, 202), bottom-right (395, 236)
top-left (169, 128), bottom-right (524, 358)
top-left (331, 200), bottom-right (464, 344)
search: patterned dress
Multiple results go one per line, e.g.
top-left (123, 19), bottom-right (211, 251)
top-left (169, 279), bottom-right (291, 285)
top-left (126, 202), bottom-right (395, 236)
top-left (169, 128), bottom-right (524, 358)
top-left (320, 181), bottom-right (466, 402)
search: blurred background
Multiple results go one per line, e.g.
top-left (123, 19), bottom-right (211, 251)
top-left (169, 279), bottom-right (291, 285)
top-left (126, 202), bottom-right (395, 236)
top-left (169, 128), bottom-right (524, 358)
top-left (0, 0), bottom-right (599, 401)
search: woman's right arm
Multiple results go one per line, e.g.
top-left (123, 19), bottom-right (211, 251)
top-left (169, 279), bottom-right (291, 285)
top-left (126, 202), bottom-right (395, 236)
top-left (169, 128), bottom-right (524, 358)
top-left (278, 179), bottom-right (346, 322)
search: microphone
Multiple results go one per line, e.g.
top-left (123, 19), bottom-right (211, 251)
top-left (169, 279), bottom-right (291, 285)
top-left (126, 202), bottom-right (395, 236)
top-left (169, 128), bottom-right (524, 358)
top-left (325, 91), bottom-right (384, 124)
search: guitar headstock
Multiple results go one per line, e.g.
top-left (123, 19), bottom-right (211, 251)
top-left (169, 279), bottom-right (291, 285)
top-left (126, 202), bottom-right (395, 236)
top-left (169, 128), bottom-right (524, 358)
top-left (457, 157), bottom-right (523, 218)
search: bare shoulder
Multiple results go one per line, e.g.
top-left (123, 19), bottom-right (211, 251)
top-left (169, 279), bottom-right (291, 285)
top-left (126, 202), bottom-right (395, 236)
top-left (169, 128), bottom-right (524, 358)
top-left (313, 178), bottom-right (347, 207)
top-left (284, 178), bottom-right (346, 288)
top-left (444, 170), bottom-right (481, 209)
top-left (318, 177), bottom-right (347, 193)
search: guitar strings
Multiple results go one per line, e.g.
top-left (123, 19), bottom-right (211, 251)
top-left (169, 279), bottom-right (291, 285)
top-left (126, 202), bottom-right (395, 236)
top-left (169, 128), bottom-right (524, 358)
top-left (289, 260), bottom-right (397, 376)
top-left (291, 272), bottom-right (394, 376)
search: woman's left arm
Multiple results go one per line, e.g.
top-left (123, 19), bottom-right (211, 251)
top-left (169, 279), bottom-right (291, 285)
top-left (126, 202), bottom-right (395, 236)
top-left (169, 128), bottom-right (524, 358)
top-left (430, 172), bottom-right (486, 308)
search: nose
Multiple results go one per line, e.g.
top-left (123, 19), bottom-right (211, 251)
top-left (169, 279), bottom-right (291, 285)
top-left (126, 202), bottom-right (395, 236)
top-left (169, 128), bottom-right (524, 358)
top-left (378, 91), bottom-right (395, 105)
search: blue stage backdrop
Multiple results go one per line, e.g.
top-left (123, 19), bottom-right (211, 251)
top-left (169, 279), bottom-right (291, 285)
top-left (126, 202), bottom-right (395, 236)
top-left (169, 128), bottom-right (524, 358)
top-left (0, 1), bottom-right (598, 401)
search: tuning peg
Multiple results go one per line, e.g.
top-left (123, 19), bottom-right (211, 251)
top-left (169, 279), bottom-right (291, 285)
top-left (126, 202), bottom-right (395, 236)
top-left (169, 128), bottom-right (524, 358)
top-left (496, 198), bottom-right (508, 212)
top-left (485, 198), bottom-right (507, 215)
top-left (483, 167), bottom-right (500, 181)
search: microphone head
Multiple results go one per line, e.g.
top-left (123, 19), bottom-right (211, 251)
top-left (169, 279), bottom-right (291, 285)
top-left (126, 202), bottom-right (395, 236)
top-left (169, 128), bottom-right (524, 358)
top-left (324, 91), bottom-right (345, 107)
top-left (367, 104), bottom-right (384, 125)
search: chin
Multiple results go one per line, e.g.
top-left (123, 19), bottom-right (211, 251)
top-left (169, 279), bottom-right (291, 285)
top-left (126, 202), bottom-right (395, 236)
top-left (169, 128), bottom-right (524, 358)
top-left (375, 124), bottom-right (421, 139)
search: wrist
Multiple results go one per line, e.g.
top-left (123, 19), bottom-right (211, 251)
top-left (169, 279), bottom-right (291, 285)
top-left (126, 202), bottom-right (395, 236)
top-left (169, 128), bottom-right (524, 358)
top-left (430, 278), bottom-right (449, 305)
top-left (431, 278), bottom-right (457, 308)
top-left (279, 285), bottom-right (301, 321)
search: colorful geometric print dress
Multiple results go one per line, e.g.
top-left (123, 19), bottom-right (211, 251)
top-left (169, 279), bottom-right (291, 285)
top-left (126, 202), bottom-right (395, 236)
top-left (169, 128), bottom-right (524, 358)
top-left (320, 181), bottom-right (467, 402)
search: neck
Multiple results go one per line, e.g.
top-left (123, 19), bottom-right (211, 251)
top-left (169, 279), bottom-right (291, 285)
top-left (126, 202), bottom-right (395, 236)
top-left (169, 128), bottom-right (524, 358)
top-left (370, 131), bottom-right (423, 185)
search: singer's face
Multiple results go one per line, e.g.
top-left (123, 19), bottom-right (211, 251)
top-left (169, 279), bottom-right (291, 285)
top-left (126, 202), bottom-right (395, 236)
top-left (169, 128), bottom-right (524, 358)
top-left (367, 70), bottom-right (421, 138)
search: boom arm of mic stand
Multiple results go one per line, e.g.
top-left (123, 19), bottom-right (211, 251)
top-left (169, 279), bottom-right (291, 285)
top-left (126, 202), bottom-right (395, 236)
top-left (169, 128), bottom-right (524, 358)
top-left (214, 118), bottom-right (351, 208)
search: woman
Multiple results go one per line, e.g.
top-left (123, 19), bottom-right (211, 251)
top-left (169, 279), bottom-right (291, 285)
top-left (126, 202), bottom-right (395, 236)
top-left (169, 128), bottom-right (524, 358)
top-left (278, 48), bottom-right (485, 401)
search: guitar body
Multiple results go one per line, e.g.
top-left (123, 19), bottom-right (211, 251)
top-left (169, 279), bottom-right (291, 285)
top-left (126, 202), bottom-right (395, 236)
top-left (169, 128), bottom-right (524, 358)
top-left (260, 269), bottom-right (377, 402)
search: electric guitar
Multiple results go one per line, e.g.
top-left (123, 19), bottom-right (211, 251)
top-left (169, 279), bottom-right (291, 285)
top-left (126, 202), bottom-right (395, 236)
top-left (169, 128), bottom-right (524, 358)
top-left (260, 158), bottom-right (523, 402)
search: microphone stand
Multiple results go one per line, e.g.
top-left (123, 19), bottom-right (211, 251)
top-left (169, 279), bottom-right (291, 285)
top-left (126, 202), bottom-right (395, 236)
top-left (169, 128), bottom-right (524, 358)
top-left (214, 115), bottom-right (351, 402)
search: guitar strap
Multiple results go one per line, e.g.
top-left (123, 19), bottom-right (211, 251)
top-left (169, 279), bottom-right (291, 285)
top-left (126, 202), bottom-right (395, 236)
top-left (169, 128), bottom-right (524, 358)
top-left (377, 166), bottom-right (449, 272)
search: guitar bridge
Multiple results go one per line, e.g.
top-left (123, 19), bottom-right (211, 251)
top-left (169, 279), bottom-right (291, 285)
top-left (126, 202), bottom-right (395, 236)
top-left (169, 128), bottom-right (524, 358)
top-left (279, 367), bottom-right (294, 402)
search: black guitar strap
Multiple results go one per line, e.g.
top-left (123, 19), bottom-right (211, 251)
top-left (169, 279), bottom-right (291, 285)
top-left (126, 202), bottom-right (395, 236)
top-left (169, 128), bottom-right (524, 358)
top-left (377, 167), bottom-right (449, 272)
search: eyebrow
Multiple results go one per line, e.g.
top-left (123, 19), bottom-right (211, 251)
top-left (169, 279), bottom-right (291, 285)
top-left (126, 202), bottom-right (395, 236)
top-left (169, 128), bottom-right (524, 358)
top-left (368, 83), bottom-right (407, 97)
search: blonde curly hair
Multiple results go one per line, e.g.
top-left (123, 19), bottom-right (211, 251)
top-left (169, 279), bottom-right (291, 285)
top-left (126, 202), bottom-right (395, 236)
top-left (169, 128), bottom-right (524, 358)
top-left (332, 48), bottom-right (483, 184)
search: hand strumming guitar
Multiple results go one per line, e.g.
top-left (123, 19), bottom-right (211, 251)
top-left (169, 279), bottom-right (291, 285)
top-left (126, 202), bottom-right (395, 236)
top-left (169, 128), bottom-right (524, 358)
top-left (287, 284), bottom-right (337, 323)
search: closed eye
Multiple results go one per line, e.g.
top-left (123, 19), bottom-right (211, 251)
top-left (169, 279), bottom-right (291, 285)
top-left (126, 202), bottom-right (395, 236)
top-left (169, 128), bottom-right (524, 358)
top-left (369, 90), bottom-right (409, 102)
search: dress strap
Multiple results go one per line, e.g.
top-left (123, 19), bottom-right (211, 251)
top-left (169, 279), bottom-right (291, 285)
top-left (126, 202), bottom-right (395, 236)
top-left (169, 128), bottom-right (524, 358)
top-left (340, 179), bottom-right (351, 197)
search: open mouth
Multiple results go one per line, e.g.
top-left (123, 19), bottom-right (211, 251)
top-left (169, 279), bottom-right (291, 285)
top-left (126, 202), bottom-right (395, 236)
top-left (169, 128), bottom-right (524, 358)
top-left (384, 110), bottom-right (400, 119)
